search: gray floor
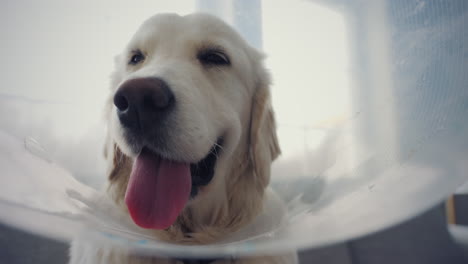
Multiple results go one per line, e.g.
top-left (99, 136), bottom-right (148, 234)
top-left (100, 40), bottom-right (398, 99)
top-left (0, 203), bottom-right (466, 264)
top-left (298, 203), bottom-right (466, 264)
top-left (0, 224), bottom-right (68, 264)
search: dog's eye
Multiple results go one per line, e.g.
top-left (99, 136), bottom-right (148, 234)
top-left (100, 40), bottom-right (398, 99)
top-left (129, 52), bottom-right (145, 65)
top-left (198, 50), bottom-right (230, 66)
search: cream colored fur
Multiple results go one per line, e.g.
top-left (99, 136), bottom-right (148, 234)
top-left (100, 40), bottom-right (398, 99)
top-left (70, 13), bottom-right (296, 264)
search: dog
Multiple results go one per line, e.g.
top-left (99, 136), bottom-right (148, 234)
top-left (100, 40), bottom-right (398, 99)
top-left (69, 13), bottom-right (297, 264)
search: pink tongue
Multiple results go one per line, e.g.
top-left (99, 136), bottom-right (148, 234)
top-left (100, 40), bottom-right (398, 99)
top-left (125, 150), bottom-right (191, 229)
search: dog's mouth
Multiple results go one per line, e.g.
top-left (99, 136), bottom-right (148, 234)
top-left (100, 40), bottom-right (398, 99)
top-left (124, 139), bottom-right (223, 230)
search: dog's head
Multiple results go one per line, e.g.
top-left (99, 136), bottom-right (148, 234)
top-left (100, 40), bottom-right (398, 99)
top-left (104, 13), bottom-right (279, 237)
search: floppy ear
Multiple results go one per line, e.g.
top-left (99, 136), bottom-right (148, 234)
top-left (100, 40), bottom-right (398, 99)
top-left (248, 69), bottom-right (281, 190)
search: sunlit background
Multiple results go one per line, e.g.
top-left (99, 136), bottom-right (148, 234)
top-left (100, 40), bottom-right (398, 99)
top-left (1, 0), bottom-right (468, 258)
top-left (0, 0), bottom-right (351, 187)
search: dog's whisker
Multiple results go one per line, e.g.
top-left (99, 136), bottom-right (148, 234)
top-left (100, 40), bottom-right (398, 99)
top-left (211, 142), bottom-right (224, 159)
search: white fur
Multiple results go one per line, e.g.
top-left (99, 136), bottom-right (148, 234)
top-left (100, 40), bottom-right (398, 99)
top-left (70, 13), bottom-right (297, 264)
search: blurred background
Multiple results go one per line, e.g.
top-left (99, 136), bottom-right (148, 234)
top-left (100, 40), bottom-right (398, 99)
top-left (1, 0), bottom-right (467, 263)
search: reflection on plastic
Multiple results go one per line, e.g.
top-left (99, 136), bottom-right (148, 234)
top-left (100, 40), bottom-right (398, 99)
top-left (0, 0), bottom-right (468, 260)
top-left (24, 136), bottom-right (52, 163)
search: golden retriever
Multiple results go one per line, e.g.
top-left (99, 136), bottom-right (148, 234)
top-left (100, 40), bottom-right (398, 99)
top-left (70, 13), bottom-right (297, 264)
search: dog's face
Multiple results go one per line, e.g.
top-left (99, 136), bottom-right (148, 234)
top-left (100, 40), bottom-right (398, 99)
top-left (105, 13), bottom-right (279, 234)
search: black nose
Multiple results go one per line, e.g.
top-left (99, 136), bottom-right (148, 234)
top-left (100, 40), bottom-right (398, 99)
top-left (113, 77), bottom-right (175, 131)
